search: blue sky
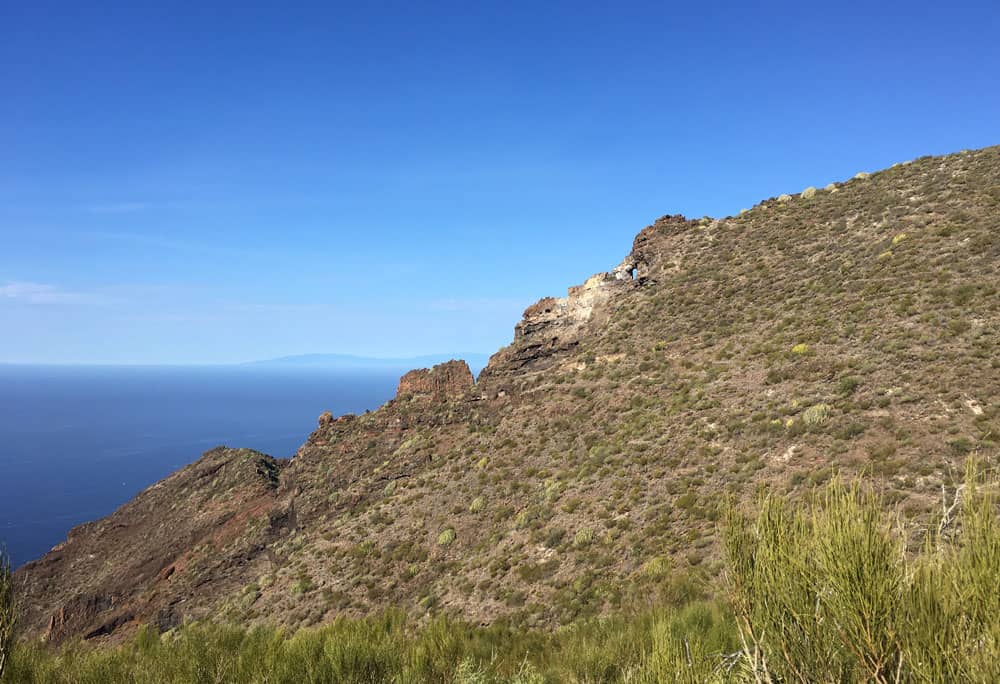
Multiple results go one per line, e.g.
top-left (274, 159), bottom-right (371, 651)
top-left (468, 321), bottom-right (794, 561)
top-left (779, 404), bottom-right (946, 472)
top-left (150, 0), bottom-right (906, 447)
top-left (2, 1), bottom-right (998, 364)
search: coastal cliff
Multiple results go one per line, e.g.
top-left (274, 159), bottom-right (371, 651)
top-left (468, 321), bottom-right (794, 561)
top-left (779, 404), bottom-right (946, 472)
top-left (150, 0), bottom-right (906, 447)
top-left (15, 146), bottom-right (1000, 643)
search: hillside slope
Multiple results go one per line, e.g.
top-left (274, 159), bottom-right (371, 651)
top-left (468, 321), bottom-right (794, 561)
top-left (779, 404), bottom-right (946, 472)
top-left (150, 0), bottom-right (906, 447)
top-left (15, 146), bottom-right (1000, 643)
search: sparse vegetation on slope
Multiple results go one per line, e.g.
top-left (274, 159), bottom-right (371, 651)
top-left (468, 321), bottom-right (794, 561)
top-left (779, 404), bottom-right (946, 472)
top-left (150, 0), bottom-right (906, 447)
top-left (13, 145), bottom-right (1000, 644)
top-left (5, 463), bottom-right (1000, 682)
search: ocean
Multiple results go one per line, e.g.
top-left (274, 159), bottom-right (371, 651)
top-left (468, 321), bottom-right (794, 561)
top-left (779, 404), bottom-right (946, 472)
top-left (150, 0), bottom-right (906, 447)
top-left (0, 365), bottom-right (401, 569)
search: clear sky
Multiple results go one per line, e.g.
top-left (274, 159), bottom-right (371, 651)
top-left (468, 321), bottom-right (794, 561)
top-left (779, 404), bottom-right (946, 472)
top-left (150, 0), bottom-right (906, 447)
top-left (2, 1), bottom-right (998, 364)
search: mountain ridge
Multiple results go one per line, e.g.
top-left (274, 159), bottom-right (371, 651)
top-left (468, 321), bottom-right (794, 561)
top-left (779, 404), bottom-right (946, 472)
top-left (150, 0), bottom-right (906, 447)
top-left (14, 144), bottom-right (1000, 644)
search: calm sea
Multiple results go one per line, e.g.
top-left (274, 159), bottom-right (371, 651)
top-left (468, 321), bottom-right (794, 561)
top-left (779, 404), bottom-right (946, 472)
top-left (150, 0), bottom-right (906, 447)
top-left (0, 365), bottom-right (401, 569)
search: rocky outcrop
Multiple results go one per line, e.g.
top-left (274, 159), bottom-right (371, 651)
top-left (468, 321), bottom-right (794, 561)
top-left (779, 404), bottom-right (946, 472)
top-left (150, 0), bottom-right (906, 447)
top-left (15, 447), bottom-right (291, 644)
top-left (629, 214), bottom-right (689, 282)
top-left (395, 360), bottom-right (474, 401)
top-left (44, 593), bottom-right (120, 643)
top-left (479, 226), bottom-right (667, 378)
top-left (480, 214), bottom-right (694, 379)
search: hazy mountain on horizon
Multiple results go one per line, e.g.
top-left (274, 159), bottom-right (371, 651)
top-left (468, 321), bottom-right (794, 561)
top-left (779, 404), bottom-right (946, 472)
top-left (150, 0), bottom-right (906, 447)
top-left (245, 352), bottom-right (492, 375)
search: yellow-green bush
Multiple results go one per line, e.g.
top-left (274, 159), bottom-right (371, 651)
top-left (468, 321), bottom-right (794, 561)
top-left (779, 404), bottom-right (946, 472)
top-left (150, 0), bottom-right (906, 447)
top-left (802, 402), bottom-right (830, 426)
top-left (437, 528), bottom-right (456, 546)
top-left (723, 462), bottom-right (1000, 683)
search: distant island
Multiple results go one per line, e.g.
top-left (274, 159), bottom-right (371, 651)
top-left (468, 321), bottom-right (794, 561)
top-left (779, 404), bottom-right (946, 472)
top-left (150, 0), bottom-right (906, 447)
top-left (244, 352), bottom-right (492, 377)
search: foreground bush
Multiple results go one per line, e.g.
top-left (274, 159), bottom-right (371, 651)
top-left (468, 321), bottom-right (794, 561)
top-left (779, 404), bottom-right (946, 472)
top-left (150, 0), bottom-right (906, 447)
top-left (724, 461), bottom-right (1000, 683)
top-left (4, 462), bottom-right (999, 682)
top-left (1, 604), bottom-right (737, 683)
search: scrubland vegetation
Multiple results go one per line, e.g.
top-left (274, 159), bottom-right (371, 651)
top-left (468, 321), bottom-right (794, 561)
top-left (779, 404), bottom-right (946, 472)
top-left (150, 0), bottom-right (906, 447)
top-left (15, 148), bottom-right (999, 646)
top-left (4, 461), bottom-right (999, 683)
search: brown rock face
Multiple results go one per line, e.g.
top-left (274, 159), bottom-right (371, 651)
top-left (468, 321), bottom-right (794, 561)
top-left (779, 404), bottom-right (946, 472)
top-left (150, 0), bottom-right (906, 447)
top-left (478, 218), bottom-right (680, 379)
top-left (14, 447), bottom-right (291, 644)
top-left (45, 593), bottom-right (121, 643)
top-left (395, 360), bottom-right (474, 400)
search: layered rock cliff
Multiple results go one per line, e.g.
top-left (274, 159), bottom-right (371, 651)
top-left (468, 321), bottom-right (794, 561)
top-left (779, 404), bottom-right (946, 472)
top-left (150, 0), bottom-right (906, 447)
top-left (480, 219), bottom-right (671, 379)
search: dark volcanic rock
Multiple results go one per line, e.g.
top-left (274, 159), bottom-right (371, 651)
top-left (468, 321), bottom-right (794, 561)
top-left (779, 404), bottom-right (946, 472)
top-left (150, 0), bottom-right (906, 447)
top-left (44, 593), bottom-right (117, 643)
top-left (395, 360), bottom-right (474, 400)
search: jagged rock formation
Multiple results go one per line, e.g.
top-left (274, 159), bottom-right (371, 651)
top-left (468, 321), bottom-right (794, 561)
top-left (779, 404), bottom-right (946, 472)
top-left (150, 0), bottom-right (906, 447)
top-left (481, 220), bottom-right (670, 378)
top-left (396, 360), bottom-right (474, 400)
top-left (14, 146), bottom-right (1000, 644)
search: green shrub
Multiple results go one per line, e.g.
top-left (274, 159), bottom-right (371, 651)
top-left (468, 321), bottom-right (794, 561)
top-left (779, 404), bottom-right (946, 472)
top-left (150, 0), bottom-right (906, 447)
top-left (837, 376), bottom-right (862, 395)
top-left (802, 403), bottom-right (830, 426)
top-left (675, 492), bottom-right (698, 510)
top-left (947, 437), bottom-right (974, 455)
top-left (723, 462), bottom-right (1000, 683)
top-left (290, 575), bottom-right (314, 595)
top-left (437, 528), bottom-right (456, 546)
top-left (640, 555), bottom-right (672, 580)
